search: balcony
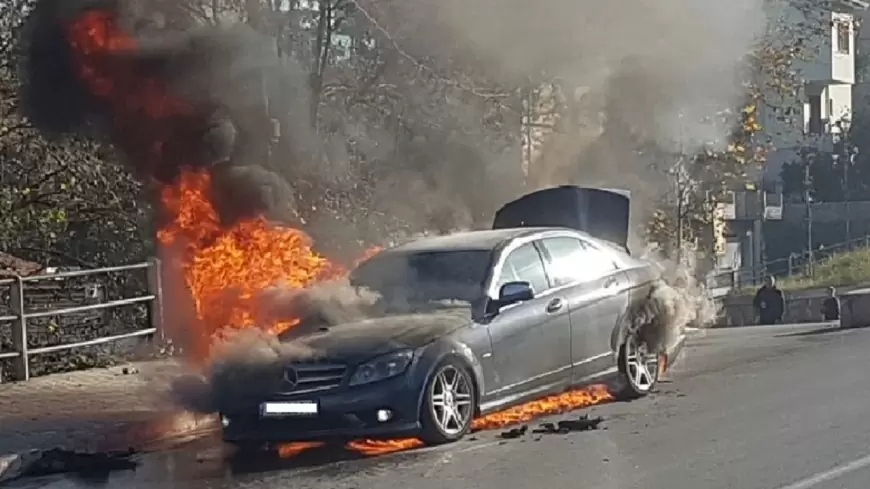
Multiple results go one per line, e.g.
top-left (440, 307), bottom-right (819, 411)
top-left (716, 191), bottom-right (783, 221)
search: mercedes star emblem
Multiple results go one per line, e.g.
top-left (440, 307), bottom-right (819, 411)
top-left (283, 366), bottom-right (299, 390)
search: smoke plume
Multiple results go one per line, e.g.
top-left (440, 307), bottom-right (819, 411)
top-left (635, 244), bottom-right (721, 357)
top-left (353, 0), bottom-right (766, 231)
top-left (19, 0), bottom-right (311, 226)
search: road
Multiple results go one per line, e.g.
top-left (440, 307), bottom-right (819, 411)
top-left (9, 322), bottom-right (870, 489)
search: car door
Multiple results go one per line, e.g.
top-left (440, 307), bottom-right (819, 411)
top-left (484, 241), bottom-right (572, 401)
top-left (575, 239), bottom-right (631, 378)
top-left (537, 235), bottom-right (626, 382)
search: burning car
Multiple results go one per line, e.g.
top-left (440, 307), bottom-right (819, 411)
top-left (219, 187), bottom-right (674, 448)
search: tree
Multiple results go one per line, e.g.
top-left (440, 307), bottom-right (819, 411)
top-left (1, 0), bottom-right (153, 268)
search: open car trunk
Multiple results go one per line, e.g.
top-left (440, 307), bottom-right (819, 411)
top-left (492, 186), bottom-right (631, 252)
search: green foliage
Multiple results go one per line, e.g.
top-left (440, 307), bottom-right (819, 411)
top-left (776, 248), bottom-right (870, 291)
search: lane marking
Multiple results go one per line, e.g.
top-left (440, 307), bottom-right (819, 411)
top-left (776, 453), bottom-right (870, 489)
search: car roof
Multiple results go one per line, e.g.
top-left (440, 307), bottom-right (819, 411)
top-left (386, 227), bottom-right (569, 254)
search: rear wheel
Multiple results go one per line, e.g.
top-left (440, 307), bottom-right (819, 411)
top-left (419, 360), bottom-right (476, 445)
top-left (615, 330), bottom-right (660, 399)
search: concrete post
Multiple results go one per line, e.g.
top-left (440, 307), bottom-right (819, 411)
top-left (146, 258), bottom-right (165, 342)
top-left (10, 276), bottom-right (29, 381)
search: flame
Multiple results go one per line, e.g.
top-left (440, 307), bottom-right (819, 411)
top-left (64, 10), bottom-right (367, 363)
top-left (156, 170), bottom-right (345, 361)
top-left (471, 383), bottom-right (613, 430)
top-left (66, 10), bottom-right (202, 178)
top-left (277, 442), bottom-right (324, 458)
top-left (338, 384), bottom-right (614, 457)
top-left (345, 438), bottom-right (424, 456)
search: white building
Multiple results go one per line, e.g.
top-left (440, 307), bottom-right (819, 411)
top-left (760, 0), bottom-right (869, 186)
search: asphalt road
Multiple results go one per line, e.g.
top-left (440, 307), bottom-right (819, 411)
top-left (11, 321), bottom-right (870, 489)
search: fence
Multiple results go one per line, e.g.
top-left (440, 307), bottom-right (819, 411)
top-left (708, 233), bottom-right (870, 290)
top-left (0, 259), bottom-right (163, 382)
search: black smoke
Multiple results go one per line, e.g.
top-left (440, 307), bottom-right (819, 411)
top-left (18, 0), bottom-right (306, 226)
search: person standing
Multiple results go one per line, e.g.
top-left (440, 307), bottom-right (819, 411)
top-left (753, 276), bottom-right (785, 325)
top-left (821, 286), bottom-right (841, 325)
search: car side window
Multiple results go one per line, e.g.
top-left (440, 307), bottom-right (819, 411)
top-left (495, 243), bottom-right (549, 293)
top-left (540, 236), bottom-right (617, 285)
top-left (578, 240), bottom-right (619, 279)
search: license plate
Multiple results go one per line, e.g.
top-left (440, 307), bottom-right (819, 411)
top-left (260, 401), bottom-right (319, 417)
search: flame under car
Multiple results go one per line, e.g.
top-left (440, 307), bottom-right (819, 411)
top-left (219, 224), bottom-right (666, 448)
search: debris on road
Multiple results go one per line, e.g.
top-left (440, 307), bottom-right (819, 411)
top-left (0, 448), bottom-right (139, 483)
top-left (498, 414), bottom-right (605, 440)
top-left (499, 425), bottom-right (529, 439)
top-left (532, 414), bottom-right (604, 434)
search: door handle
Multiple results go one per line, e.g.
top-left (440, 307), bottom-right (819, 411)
top-left (546, 298), bottom-right (564, 313)
top-left (604, 277), bottom-right (618, 288)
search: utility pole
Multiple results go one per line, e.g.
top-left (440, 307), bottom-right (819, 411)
top-left (675, 156), bottom-right (684, 264)
top-left (674, 113), bottom-right (685, 265)
top-left (804, 158), bottom-right (814, 277)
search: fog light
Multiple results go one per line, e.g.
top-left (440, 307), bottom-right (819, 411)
top-left (376, 409), bottom-right (393, 423)
top-left (221, 415), bottom-right (231, 428)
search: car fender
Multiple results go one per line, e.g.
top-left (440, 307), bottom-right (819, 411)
top-left (610, 268), bottom-right (658, 358)
top-left (411, 338), bottom-right (485, 418)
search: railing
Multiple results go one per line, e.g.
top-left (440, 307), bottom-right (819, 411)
top-left (0, 259), bottom-right (164, 381)
top-left (708, 234), bottom-right (870, 291)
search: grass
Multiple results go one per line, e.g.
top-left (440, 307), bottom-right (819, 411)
top-left (734, 247), bottom-right (870, 295)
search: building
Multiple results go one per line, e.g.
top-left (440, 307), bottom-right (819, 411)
top-left (705, 1), bottom-right (870, 291)
top-left (760, 0), bottom-right (869, 187)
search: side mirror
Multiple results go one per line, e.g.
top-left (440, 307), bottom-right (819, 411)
top-left (498, 281), bottom-right (534, 305)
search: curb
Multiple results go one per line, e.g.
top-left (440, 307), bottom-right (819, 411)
top-left (0, 411), bottom-right (218, 483)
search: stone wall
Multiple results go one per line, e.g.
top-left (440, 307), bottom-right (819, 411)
top-left (718, 284), bottom-right (869, 327)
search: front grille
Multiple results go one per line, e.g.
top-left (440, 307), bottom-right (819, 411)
top-left (277, 363), bottom-right (347, 395)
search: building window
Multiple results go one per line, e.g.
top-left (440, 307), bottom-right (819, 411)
top-left (808, 94), bottom-right (822, 135)
top-left (836, 21), bottom-right (851, 54)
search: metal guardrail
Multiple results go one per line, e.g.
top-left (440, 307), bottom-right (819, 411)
top-left (0, 259), bottom-right (164, 381)
top-left (708, 234), bottom-right (870, 290)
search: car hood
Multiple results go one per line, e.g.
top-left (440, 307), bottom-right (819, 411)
top-left (291, 309), bottom-right (471, 363)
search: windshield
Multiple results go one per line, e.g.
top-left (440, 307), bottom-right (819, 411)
top-left (350, 249), bottom-right (493, 311)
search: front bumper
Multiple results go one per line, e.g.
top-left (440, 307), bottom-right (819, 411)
top-left (220, 374), bottom-right (423, 443)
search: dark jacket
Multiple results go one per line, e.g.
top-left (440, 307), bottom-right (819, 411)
top-left (753, 286), bottom-right (784, 323)
top-left (821, 297), bottom-right (840, 321)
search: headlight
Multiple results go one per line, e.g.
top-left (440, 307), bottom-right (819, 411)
top-left (349, 350), bottom-right (414, 387)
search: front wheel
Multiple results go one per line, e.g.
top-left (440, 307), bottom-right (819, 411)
top-left (418, 360), bottom-right (477, 445)
top-left (615, 331), bottom-right (660, 400)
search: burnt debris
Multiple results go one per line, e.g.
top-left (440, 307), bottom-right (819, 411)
top-left (498, 425), bottom-right (528, 439)
top-left (6, 448), bottom-right (138, 483)
top-left (498, 414), bottom-right (605, 439)
top-left (532, 414), bottom-right (604, 434)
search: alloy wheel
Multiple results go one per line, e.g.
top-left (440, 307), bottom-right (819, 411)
top-left (429, 365), bottom-right (474, 435)
top-left (624, 334), bottom-right (659, 393)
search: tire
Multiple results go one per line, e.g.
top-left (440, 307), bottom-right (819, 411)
top-left (418, 359), bottom-right (477, 445)
top-left (614, 328), bottom-right (660, 400)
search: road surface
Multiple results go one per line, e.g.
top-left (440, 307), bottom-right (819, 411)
top-left (9, 322), bottom-right (870, 489)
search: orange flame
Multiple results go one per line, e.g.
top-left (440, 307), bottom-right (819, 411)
top-left (65, 11), bottom-right (363, 362)
top-left (277, 442), bottom-right (324, 458)
top-left (156, 170), bottom-right (346, 361)
top-left (277, 383), bottom-right (614, 458)
top-left (470, 383), bottom-right (613, 430)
